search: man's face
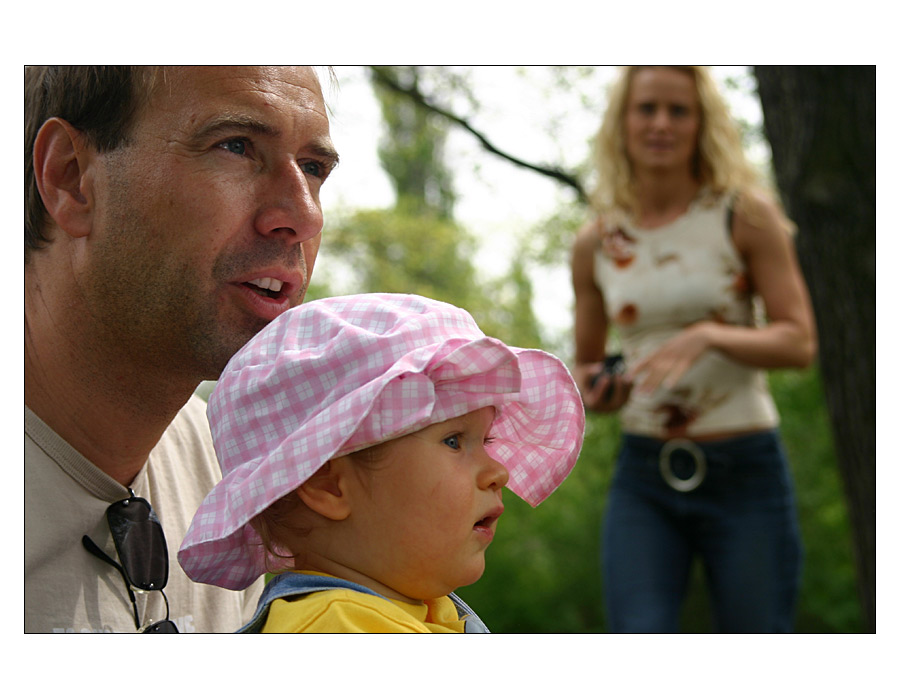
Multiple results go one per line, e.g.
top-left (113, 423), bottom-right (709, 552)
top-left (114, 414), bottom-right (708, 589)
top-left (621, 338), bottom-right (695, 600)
top-left (83, 66), bottom-right (337, 379)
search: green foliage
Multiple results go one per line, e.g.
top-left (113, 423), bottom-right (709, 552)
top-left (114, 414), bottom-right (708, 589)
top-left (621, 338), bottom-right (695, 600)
top-left (311, 206), bottom-right (544, 350)
top-left (457, 410), bottom-right (620, 633)
top-left (311, 66), bottom-right (544, 350)
top-left (770, 367), bottom-right (863, 633)
top-left (458, 365), bottom-right (863, 633)
top-left (372, 66), bottom-right (456, 220)
top-left (523, 198), bottom-right (592, 269)
top-left (320, 208), bottom-right (474, 298)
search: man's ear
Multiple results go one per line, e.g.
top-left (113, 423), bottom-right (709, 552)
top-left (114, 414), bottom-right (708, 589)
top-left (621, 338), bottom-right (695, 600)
top-left (297, 462), bottom-right (352, 522)
top-left (32, 117), bottom-right (96, 240)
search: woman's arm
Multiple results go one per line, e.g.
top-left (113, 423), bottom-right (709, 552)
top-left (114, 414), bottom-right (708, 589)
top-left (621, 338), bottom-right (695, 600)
top-left (632, 191), bottom-right (818, 395)
top-left (572, 219), bottom-right (633, 411)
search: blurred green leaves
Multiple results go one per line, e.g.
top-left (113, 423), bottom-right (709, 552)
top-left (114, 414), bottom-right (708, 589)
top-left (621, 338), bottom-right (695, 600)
top-left (459, 366), bottom-right (863, 633)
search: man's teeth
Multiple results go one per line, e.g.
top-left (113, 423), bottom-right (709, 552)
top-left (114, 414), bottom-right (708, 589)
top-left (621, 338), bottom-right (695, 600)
top-left (248, 277), bottom-right (284, 293)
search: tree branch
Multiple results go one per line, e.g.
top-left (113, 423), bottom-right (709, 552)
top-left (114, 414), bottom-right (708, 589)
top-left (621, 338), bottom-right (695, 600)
top-left (368, 66), bottom-right (588, 204)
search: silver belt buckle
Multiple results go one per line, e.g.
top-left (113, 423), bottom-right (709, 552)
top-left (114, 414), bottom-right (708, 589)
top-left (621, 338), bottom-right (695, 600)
top-left (659, 438), bottom-right (707, 492)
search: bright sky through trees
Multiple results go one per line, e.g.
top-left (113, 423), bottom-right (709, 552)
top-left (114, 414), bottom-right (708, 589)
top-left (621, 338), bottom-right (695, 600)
top-left (320, 67), bottom-right (764, 345)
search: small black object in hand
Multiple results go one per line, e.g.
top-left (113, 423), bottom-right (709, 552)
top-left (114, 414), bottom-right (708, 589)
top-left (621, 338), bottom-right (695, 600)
top-left (590, 354), bottom-right (626, 402)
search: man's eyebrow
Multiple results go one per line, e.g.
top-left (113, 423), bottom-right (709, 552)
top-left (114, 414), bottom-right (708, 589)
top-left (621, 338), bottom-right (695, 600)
top-left (308, 140), bottom-right (340, 167)
top-left (189, 115), bottom-right (339, 166)
top-left (191, 115), bottom-right (279, 142)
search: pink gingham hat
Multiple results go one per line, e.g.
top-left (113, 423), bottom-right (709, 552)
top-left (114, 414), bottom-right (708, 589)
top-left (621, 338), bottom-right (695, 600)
top-left (178, 293), bottom-right (584, 590)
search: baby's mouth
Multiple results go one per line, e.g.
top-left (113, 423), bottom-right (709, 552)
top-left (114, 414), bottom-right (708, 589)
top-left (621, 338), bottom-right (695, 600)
top-left (474, 507), bottom-right (504, 530)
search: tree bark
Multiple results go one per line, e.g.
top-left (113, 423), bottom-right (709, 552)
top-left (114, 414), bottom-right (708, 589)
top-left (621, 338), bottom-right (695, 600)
top-left (754, 65), bottom-right (876, 632)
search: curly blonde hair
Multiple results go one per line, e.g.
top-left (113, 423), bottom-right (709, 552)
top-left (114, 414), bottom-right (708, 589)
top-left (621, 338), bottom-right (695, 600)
top-left (591, 66), bottom-right (770, 223)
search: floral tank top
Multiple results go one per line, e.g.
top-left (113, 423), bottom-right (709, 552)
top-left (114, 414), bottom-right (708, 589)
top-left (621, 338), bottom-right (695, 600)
top-left (593, 193), bottom-right (779, 439)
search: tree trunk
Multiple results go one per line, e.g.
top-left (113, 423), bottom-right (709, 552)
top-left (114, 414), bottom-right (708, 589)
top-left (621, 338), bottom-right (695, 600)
top-left (754, 66), bottom-right (876, 632)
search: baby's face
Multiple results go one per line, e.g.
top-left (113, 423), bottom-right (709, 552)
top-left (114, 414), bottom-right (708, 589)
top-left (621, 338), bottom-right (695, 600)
top-left (342, 406), bottom-right (509, 602)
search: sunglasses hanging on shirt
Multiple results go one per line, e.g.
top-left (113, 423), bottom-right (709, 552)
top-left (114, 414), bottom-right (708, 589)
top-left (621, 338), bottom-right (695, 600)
top-left (82, 489), bottom-right (179, 633)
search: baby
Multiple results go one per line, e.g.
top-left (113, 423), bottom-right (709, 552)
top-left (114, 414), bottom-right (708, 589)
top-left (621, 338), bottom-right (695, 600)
top-left (178, 293), bottom-right (584, 632)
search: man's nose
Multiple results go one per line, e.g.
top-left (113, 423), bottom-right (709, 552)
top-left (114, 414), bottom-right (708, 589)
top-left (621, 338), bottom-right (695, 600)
top-left (253, 160), bottom-right (324, 242)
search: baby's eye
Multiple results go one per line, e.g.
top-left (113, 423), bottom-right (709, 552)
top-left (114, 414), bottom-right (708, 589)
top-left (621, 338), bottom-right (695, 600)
top-left (443, 435), bottom-right (461, 450)
top-left (484, 436), bottom-right (496, 446)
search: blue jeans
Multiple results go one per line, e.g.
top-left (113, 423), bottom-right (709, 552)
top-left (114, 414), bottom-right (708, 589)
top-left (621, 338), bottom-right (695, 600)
top-left (602, 431), bottom-right (803, 633)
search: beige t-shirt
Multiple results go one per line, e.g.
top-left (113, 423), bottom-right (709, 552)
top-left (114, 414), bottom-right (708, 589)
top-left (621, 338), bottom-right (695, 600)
top-left (25, 395), bottom-right (262, 633)
top-left (594, 194), bottom-right (779, 439)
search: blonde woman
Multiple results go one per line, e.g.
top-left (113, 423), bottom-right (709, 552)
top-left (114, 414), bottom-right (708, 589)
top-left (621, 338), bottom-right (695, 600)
top-left (572, 66), bottom-right (817, 632)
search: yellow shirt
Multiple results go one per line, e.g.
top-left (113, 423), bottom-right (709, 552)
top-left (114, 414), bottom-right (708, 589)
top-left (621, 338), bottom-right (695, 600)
top-left (261, 584), bottom-right (467, 633)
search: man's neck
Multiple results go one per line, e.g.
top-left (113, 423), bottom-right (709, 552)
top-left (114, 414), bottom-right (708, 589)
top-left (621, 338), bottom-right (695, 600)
top-left (25, 280), bottom-right (197, 486)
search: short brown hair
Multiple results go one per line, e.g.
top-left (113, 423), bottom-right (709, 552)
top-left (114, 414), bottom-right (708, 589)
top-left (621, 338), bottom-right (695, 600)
top-left (24, 66), bottom-right (163, 260)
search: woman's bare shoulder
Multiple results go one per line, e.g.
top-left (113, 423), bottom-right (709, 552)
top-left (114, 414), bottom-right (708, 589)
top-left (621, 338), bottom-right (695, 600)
top-left (733, 188), bottom-right (789, 229)
top-left (574, 217), bottom-right (605, 250)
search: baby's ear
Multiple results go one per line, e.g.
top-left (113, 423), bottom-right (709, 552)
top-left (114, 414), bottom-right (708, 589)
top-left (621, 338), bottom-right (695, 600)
top-left (297, 462), bottom-right (351, 521)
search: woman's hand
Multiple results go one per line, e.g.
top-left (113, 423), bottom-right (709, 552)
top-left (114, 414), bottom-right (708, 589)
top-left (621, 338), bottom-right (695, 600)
top-left (630, 321), bottom-right (716, 395)
top-left (577, 361), bottom-right (635, 413)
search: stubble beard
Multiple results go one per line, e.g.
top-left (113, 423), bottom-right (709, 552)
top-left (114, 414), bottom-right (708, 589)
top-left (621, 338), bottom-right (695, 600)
top-left (90, 236), bottom-right (315, 388)
top-left (90, 161), bottom-right (310, 387)
top-left (86, 228), bottom-right (233, 384)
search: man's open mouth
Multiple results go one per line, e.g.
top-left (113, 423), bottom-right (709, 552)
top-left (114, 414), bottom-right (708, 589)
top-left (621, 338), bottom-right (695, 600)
top-left (243, 277), bottom-right (285, 299)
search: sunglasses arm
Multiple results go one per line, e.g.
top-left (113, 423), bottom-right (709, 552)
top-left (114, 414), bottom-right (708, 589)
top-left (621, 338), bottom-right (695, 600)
top-left (81, 535), bottom-right (141, 630)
